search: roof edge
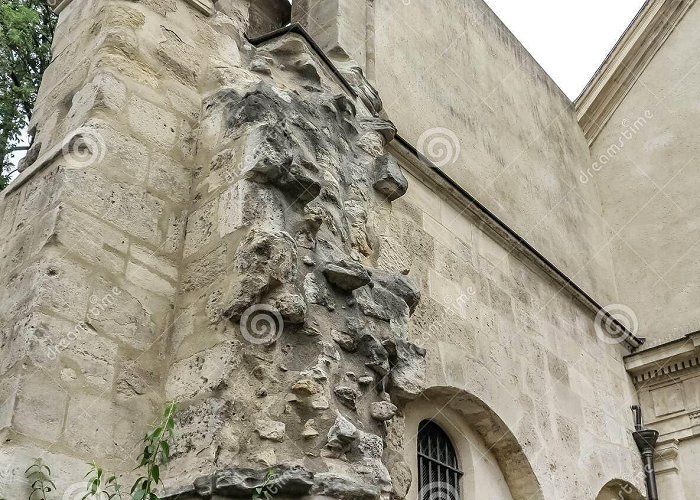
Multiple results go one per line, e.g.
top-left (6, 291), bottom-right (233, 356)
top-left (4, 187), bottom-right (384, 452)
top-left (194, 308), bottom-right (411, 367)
top-left (575, 0), bottom-right (695, 146)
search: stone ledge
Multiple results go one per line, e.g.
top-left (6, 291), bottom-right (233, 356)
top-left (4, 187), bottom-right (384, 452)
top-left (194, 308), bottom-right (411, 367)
top-left (625, 331), bottom-right (700, 384)
top-left (162, 466), bottom-right (381, 500)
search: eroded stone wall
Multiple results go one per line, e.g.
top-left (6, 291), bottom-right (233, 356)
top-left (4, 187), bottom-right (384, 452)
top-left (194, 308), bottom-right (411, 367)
top-left (0, 0), bottom-right (263, 497)
top-left (0, 0), bottom-right (649, 499)
top-left (164, 32), bottom-right (427, 499)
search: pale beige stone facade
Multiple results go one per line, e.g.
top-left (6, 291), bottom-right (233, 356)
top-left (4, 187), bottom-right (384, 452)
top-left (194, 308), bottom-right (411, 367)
top-left (0, 0), bottom-right (697, 499)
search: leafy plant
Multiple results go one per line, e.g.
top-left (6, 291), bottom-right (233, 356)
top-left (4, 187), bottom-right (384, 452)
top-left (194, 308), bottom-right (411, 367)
top-left (0, 0), bottom-right (56, 188)
top-left (15, 402), bottom-right (178, 500)
top-left (25, 458), bottom-right (56, 500)
top-left (130, 401), bottom-right (177, 500)
top-left (82, 461), bottom-right (124, 500)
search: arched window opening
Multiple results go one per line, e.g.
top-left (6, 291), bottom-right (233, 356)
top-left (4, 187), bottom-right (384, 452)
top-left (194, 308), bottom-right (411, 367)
top-left (418, 420), bottom-right (463, 500)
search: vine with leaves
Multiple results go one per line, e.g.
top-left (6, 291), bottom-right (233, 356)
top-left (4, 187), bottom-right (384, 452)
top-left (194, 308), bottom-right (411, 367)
top-left (0, 402), bottom-right (178, 500)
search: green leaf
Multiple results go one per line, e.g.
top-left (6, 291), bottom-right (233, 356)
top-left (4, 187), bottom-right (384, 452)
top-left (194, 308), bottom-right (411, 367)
top-left (160, 442), bottom-right (169, 461)
top-left (131, 478), bottom-right (146, 494)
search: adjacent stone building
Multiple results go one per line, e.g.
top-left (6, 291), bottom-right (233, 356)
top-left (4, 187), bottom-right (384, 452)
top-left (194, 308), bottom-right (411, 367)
top-left (0, 0), bottom-right (697, 498)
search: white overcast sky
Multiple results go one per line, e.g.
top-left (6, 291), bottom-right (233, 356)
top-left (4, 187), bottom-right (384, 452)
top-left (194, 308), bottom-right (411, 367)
top-left (483, 0), bottom-right (647, 99)
top-left (290, 0), bottom-right (646, 100)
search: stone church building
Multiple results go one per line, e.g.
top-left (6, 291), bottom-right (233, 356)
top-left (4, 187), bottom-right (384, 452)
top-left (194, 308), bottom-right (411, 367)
top-left (1, 0), bottom-right (699, 498)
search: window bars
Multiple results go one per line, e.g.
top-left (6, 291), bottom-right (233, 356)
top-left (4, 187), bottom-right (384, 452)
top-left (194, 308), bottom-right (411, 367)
top-left (417, 420), bottom-right (463, 500)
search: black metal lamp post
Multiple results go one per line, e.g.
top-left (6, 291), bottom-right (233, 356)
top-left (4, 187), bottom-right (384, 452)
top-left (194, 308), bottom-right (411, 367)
top-left (631, 405), bottom-right (659, 500)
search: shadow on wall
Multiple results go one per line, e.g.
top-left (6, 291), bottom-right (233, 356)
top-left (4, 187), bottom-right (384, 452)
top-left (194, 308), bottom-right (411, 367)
top-left (248, 0), bottom-right (292, 38)
top-left (596, 480), bottom-right (645, 500)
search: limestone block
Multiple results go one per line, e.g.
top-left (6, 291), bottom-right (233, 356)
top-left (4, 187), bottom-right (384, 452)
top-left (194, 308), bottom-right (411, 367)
top-left (323, 259), bottom-right (372, 291)
top-left (182, 244), bottom-right (227, 293)
top-left (184, 199), bottom-right (218, 258)
top-left (255, 418), bottom-right (286, 442)
top-left (148, 153), bottom-right (192, 204)
top-left (87, 278), bottom-right (157, 351)
top-left (0, 190), bottom-right (19, 236)
top-left (156, 26), bottom-right (202, 86)
top-left (327, 411), bottom-right (358, 450)
top-left (127, 94), bottom-right (178, 149)
top-left (32, 204), bottom-right (127, 275)
top-left (223, 229), bottom-right (299, 321)
top-left (370, 401), bottom-right (398, 421)
top-left (190, 466), bottom-right (315, 499)
top-left (377, 235), bottom-right (412, 275)
top-left (173, 398), bottom-right (236, 463)
top-left (333, 386), bottom-right (361, 410)
top-left (126, 260), bottom-right (177, 298)
top-left (218, 180), bottom-right (284, 237)
top-left (63, 392), bottom-right (141, 456)
top-left (32, 255), bottom-right (91, 319)
top-left (13, 374), bottom-right (68, 443)
top-left (63, 72), bottom-right (127, 130)
top-left (0, 446), bottom-right (87, 500)
top-left (166, 342), bottom-right (240, 401)
top-left (130, 244), bottom-right (178, 281)
top-left (116, 359), bottom-right (158, 400)
top-left (162, 209), bottom-right (187, 256)
top-left (311, 472), bottom-right (381, 500)
top-left (18, 313), bottom-right (119, 391)
top-left (0, 229), bottom-right (30, 277)
top-left (60, 169), bottom-right (165, 246)
top-left (14, 166), bottom-right (63, 224)
top-left (373, 155), bottom-right (408, 202)
top-left (0, 376), bottom-right (18, 435)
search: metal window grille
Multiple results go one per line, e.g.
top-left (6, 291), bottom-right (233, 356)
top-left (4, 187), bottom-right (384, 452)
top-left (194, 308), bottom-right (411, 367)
top-left (418, 420), bottom-right (463, 500)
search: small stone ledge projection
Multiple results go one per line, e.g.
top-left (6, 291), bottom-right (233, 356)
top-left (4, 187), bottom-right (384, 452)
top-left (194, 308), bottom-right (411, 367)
top-left (166, 33), bottom-right (423, 499)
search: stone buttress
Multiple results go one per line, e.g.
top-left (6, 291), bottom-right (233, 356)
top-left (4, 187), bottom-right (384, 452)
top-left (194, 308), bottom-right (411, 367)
top-left (165, 30), bottom-right (426, 499)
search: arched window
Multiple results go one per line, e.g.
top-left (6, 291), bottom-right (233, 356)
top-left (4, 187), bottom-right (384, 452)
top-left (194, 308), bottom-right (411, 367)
top-left (418, 420), bottom-right (463, 500)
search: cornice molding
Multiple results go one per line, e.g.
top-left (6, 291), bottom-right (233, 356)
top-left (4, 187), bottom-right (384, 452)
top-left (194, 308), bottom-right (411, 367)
top-left (52, 0), bottom-right (214, 15)
top-left (575, 0), bottom-right (695, 146)
top-left (625, 331), bottom-right (700, 384)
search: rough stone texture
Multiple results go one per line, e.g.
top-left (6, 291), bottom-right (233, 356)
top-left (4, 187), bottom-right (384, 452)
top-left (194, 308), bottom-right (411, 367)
top-left (0, 0), bottom-right (663, 499)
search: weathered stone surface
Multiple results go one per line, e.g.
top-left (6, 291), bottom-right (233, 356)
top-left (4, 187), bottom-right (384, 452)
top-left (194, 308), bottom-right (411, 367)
top-left (374, 155), bottom-right (408, 202)
top-left (191, 465), bottom-right (314, 498)
top-left (323, 259), bottom-right (372, 291)
top-left (311, 472), bottom-right (381, 500)
top-left (255, 418), bottom-right (286, 442)
top-left (360, 117), bottom-right (397, 144)
top-left (370, 401), bottom-right (398, 421)
top-left (331, 328), bottom-right (357, 352)
top-left (327, 411), bottom-right (359, 450)
top-left (291, 378), bottom-right (322, 396)
top-left (338, 64), bottom-right (383, 114)
top-left (223, 229), bottom-right (300, 321)
top-left (389, 339), bottom-right (427, 399)
top-left (166, 342), bottom-right (239, 401)
top-left (334, 385), bottom-right (361, 410)
top-left (302, 419), bottom-right (319, 438)
top-left (371, 269), bottom-right (421, 315)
